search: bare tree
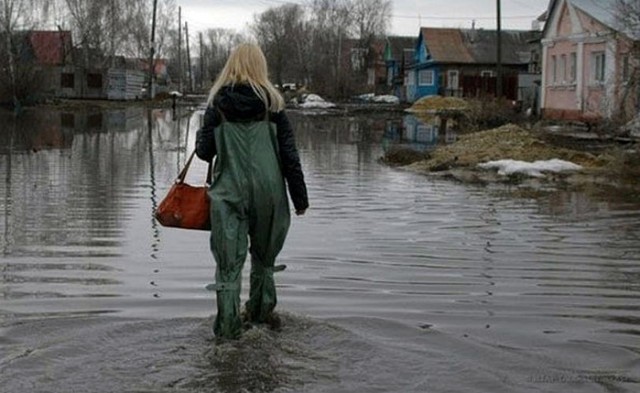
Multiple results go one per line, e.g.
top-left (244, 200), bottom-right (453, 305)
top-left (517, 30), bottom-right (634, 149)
top-left (351, 0), bottom-right (391, 71)
top-left (63, 0), bottom-right (176, 62)
top-left (249, 0), bottom-right (392, 98)
top-left (308, 0), bottom-right (353, 96)
top-left (616, 0), bottom-right (639, 119)
top-left (253, 4), bottom-right (307, 87)
top-left (64, 0), bottom-right (105, 64)
top-left (351, 0), bottom-right (391, 47)
top-left (153, 0), bottom-right (177, 59)
top-left (202, 28), bottom-right (245, 82)
top-left (0, 0), bottom-right (39, 106)
top-left (34, 0), bottom-right (70, 29)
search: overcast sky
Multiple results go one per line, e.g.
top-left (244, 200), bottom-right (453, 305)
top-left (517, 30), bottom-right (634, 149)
top-left (180, 0), bottom-right (551, 36)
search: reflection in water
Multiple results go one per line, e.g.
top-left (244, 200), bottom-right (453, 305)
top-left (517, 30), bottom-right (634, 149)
top-left (3, 123), bottom-right (14, 256)
top-left (0, 108), bottom-right (639, 392)
top-left (147, 110), bottom-right (160, 261)
top-left (382, 114), bottom-right (457, 154)
top-left (0, 107), bottom-right (201, 311)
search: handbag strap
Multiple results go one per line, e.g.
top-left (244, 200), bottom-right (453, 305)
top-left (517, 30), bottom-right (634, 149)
top-left (177, 150), bottom-right (213, 185)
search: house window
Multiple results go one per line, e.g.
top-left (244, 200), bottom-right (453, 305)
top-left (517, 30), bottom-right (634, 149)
top-left (560, 54), bottom-right (566, 83)
top-left (551, 55), bottom-right (557, 84)
top-left (447, 70), bottom-right (459, 89)
top-left (350, 48), bottom-right (367, 72)
top-left (406, 71), bottom-right (416, 86)
top-left (591, 51), bottom-right (605, 84)
top-left (622, 55), bottom-right (630, 82)
top-left (418, 69), bottom-right (434, 86)
top-left (481, 70), bottom-right (495, 78)
top-left (367, 68), bottom-right (375, 86)
top-left (569, 52), bottom-right (577, 84)
top-left (87, 73), bottom-right (103, 89)
top-left (61, 73), bottom-right (74, 89)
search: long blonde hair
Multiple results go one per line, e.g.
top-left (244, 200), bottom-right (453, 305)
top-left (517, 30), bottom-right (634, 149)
top-left (207, 43), bottom-right (284, 112)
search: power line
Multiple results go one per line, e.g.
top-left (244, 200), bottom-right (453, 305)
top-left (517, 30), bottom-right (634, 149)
top-left (182, 1), bottom-right (542, 33)
top-left (392, 14), bottom-right (539, 20)
top-left (250, 0), bottom-right (540, 21)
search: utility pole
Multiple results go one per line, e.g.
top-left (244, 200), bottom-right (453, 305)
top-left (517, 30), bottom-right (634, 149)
top-left (496, 0), bottom-right (503, 98)
top-left (148, 0), bottom-right (158, 99)
top-left (185, 22), bottom-right (192, 93)
top-left (110, 0), bottom-right (116, 67)
top-left (178, 6), bottom-right (182, 93)
top-left (199, 32), bottom-right (204, 90)
top-left (5, 29), bottom-right (17, 111)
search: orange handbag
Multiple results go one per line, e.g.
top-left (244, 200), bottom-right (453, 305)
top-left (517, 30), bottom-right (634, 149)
top-left (155, 150), bottom-right (212, 231)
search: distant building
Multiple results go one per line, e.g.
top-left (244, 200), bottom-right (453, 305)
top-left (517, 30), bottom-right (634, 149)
top-left (541, 0), bottom-right (639, 121)
top-left (20, 31), bottom-right (145, 101)
top-left (383, 36), bottom-right (416, 101)
top-left (406, 27), bottom-right (538, 102)
top-left (338, 38), bottom-right (388, 96)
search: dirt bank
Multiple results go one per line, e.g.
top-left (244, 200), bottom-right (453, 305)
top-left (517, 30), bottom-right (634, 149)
top-left (388, 123), bottom-right (640, 194)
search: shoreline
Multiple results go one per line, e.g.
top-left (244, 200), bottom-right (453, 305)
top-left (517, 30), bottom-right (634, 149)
top-left (4, 99), bottom-right (639, 197)
top-left (385, 122), bottom-right (640, 197)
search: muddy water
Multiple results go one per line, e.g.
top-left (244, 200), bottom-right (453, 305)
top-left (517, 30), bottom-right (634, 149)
top-left (0, 108), bottom-right (639, 392)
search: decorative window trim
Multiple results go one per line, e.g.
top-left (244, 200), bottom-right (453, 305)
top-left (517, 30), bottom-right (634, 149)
top-left (418, 69), bottom-right (434, 86)
top-left (591, 51), bottom-right (605, 85)
top-left (447, 70), bottom-right (459, 89)
top-left (622, 54), bottom-right (630, 83)
top-left (568, 52), bottom-right (577, 84)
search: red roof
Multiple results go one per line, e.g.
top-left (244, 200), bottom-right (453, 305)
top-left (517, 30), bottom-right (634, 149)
top-left (29, 31), bottom-right (72, 65)
top-left (420, 27), bottom-right (535, 65)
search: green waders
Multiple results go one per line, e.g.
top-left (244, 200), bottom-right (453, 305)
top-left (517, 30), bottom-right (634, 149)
top-left (208, 116), bottom-right (291, 339)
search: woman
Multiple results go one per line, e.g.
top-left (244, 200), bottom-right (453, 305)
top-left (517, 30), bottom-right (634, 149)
top-left (195, 43), bottom-right (309, 339)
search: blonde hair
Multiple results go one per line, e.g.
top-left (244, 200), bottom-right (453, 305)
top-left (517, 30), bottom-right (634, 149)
top-left (207, 43), bottom-right (285, 112)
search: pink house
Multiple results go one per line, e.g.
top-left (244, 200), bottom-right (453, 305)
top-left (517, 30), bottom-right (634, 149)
top-left (541, 0), bottom-right (638, 121)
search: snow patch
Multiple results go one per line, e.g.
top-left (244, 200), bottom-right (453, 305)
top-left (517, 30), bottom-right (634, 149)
top-left (299, 94), bottom-right (336, 109)
top-left (478, 159), bottom-right (583, 178)
top-left (356, 93), bottom-right (400, 104)
top-left (372, 95), bottom-right (400, 104)
top-left (356, 93), bottom-right (375, 101)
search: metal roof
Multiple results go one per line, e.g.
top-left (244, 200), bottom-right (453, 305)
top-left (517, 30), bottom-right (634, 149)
top-left (420, 27), bottom-right (537, 65)
top-left (544, 0), bottom-right (639, 40)
top-left (571, 0), bottom-right (619, 30)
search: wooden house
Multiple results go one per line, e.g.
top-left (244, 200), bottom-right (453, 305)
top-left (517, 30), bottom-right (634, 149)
top-left (541, 0), bottom-right (639, 121)
top-left (0, 30), bottom-right (72, 103)
top-left (406, 27), bottom-right (537, 102)
top-left (384, 36), bottom-right (416, 101)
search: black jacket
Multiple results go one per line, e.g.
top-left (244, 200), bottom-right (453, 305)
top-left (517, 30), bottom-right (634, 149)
top-left (195, 84), bottom-right (309, 211)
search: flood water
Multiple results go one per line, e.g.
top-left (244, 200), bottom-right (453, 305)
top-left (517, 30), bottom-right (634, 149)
top-left (1, 107), bottom-right (639, 393)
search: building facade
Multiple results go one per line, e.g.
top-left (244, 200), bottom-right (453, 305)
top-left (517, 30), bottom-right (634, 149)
top-left (406, 27), bottom-right (536, 103)
top-left (541, 0), bottom-right (638, 121)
